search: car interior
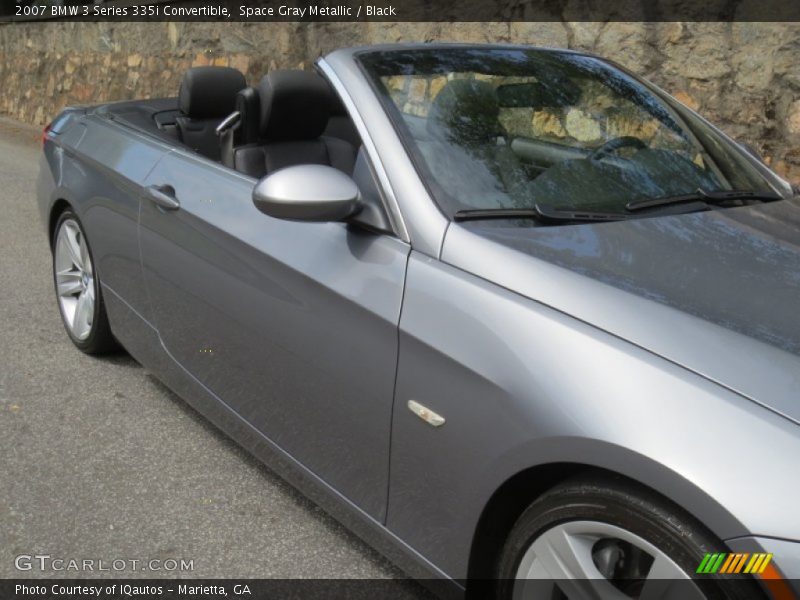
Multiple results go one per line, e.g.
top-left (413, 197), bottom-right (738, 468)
top-left (171, 66), bottom-right (247, 162)
top-left (97, 65), bottom-right (720, 221)
top-left (400, 77), bottom-right (719, 212)
top-left (152, 66), bottom-right (363, 176)
top-left (398, 78), bottom-right (599, 183)
top-left (109, 65), bottom-right (715, 223)
top-left (101, 65), bottom-right (361, 176)
top-left (96, 66), bottom-right (393, 233)
top-left (220, 69), bottom-right (358, 178)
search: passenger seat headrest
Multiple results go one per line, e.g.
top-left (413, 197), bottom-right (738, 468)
top-left (258, 70), bottom-right (332, 141)
top-left (179, 66), bottom-right (247, 119)
top-left (428, 79), bottom-right (501, 144)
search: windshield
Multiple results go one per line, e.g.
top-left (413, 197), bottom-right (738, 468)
top-left (358, 47), bottom-right (788, 219)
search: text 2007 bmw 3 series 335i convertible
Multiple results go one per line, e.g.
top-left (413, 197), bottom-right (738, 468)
top-left (37, 44), bottom-right (800, 599)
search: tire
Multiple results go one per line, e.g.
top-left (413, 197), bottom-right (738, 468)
top-left (52, 209), bottom-right (118, 354)
top-left (495, 475), bottom-right (765, 600)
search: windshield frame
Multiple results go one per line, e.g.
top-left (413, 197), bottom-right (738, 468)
top-left (356, 45), bottom-right (792, 222)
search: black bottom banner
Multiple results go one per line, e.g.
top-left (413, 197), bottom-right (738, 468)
top-left (2, 578), bottom-right (797, 600)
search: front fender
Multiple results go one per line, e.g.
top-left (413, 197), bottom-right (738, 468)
top-left (387, 252), bottom-right (800, 580)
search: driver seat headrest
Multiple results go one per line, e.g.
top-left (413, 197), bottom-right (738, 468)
top-left (258, 70), bottom-right (332, 141)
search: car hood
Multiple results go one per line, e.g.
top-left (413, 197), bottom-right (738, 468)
top-left (442, 199), bottom-right (800, 424)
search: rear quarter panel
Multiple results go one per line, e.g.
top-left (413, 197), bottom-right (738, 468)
top-left (387, 251), bottom-right (800, 581)
top-left (39, 114), bottom-right (168, 317)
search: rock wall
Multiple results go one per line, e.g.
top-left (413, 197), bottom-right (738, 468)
top-left (1, 21), bottom-right (799, 180)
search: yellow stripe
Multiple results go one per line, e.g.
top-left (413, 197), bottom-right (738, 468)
top-left (749, 554), bottom-right (766, 574)
top-left (734, 553), bottom-right (749, 573)
top-left (757, 554), bottom-right (773, 574)
top-left (744, 554), bottom-right (761, 574)
top-left (720, 554), bottom-right (736, 574)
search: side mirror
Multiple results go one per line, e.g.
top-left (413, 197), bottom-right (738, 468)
top-left (252, 164), bottom-right (362, 222)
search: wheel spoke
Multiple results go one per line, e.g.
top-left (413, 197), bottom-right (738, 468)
top-left (528, 529), bottom-right (628, 600)
top-left (514, 521), bottom-right (703, 600)
top-left (64, 223), bottom-right (84, 270)
top-left (73, 290), bottom-right (93, 339)
top-left (531, 527), bottom-right (598, 580)
top-left (79, 235), bottom-right (92, 275)
top-left (54, 219), bottom-right (99, 341)
top-left (640, 555), bottom-right (705, 600)
top-left (56, 270), bottom-right (82, 297)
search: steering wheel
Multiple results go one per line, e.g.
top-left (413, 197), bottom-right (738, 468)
top-left (589, 136), bottom-right (647, 161)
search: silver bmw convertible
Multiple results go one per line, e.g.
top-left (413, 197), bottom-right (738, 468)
top-left (37, 44), bottom-right (800, 599)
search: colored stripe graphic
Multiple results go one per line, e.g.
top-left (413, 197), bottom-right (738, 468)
top-left (696, 554), bottom-right (712, 574)
top-left (698, 553), bottom-right (774, 575)
top-left (759, 554), bottom-right (774, 573)
top-left (719, 554), bottom-right (736, 574)
top-left (734, 553), bottom-right (749, 573)
top-left (711, 553), bottom-right (726, 573)
top-left (745, 554), bottom-right (760, 573)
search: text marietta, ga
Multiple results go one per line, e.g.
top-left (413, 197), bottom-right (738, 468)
top-left (241, 5), bottom-right (397, 17)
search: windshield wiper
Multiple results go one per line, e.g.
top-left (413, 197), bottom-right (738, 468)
top-left (626, 188), bottom-right (782, 212)
top-left (453, 204), bottom-right (633, 223)
top-left (452, 190), bottom-right (783, 223)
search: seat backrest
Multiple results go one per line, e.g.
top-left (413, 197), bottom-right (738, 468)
top-left (175, 66), bottom-right (246, 161)
top-left (423, 78), bottom-right (529, 200)
top-left (427, 78), bottom-right (504, 146)
top-left (323, 92), bottom-right (361, 147)
top-left (230, 70), bottom-right (356, 178)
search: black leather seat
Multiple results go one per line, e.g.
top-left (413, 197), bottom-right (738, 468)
top-left (421, 78), bottom-right (531, 204)
top-left (175, 66), bottom-right (246, 161)
top-left (228, 70), bottom-right (357, 178)
top-left (324, 93), bottom-right (361, 147)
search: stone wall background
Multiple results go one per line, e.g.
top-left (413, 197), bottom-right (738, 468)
top-left (1, 21), bottom-right (799, 180)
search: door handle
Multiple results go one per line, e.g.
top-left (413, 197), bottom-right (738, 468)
top-left (145, 185), bottom-right (180, 211)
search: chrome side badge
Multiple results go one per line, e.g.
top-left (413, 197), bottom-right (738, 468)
top-left (407, 400), bottom-right (446, 428)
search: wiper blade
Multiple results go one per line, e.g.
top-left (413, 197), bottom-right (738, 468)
top-left (453, 204), bottom-right (633, 223)
top-left (626, 188), bottom-right (782, 211)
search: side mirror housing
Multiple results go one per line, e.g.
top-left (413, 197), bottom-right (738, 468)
top-left (252, 164), bottom-right (362, 222)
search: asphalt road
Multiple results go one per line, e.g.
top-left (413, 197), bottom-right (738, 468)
top-left (0, 117), bottom-right (425, 593)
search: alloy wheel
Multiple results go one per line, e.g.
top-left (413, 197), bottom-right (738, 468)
top-left (54, 218), bottom-right (95, 341)
top-left (514, 520), bottom-right (705, 600)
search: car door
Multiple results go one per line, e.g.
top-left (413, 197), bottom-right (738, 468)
top-left (138, 150), bottom-right (409, 521)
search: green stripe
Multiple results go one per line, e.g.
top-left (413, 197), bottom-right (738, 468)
top-left (697, 554), bottom-right (712, 574)
top-left (710, 553), bottom-right (727, 573)
top-left (702, 554), bottom-right (718, 574)
top-left (703, 553), bottom-right (719, 573)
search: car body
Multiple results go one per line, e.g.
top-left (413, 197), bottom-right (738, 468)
top-left (37, 44), bottom-right (800, 598)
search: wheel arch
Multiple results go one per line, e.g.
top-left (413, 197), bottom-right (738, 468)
top-left (465, 462), bottom-right (590, 587)
top-left (464, 459), bottom-right (746, 598)
top-left (48, 198), bottom-right (74, 248)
